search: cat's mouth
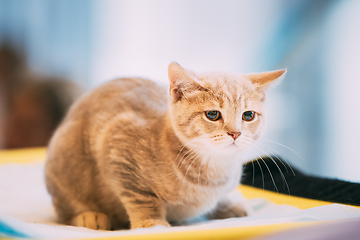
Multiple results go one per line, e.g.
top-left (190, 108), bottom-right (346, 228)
top-left (207, 137), bottom-right (245, 154)
top-left (221, 139), bottom-right (250, 153)
top-left (220, 141), bottom-right (240, 153)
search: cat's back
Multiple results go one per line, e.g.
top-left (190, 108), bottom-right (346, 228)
top-left (48, 77), bottom-right (168, 160)
top-left (67, 78), bottom-right (167, 121)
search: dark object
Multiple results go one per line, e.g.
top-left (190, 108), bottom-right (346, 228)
top-left (0, 44), bottom-right (81, 149)
top-left (241, 156), bottom-right (360, 206)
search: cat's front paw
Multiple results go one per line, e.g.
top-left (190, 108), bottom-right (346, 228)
top-left (207, 203), bottom-right (248, 220)
top-left (131, 219), bottom-right (170, 229)
top-left (71, 211), bottom-right (111, 230)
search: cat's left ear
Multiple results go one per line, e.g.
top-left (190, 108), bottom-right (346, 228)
top-left (247, 69), bottom-right (287, 91)
top-left (168, 62), bottom-right (201, 102)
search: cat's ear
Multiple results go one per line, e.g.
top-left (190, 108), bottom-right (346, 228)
top-left (247, 69), bottom-right (286, 91)
top-left (168, 62), bottom-right (200, 101)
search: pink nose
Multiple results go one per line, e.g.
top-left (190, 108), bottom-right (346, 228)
top-left (227, 132), bottom-right (241, 140)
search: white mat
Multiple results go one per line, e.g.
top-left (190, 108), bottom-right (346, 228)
top-left (1, 163), bottom-right (360, 239)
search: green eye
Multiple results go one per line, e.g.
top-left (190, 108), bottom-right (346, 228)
top-left (242, 111), bottom-right (255, 121)
top-left (205, 111), bottom-right (221, 121)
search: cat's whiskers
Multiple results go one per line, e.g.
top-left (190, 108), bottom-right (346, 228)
top-left (210, 134), bottom-right (223, 140)
top-left (250, 143), bottom-right (290, 194)
top-left (211, 136), bottom-right (229, 147)
top-left (243, 135), bottom-right (289, 193)
top-left (176, 138), bottom-right (211, 175)
top-left (197, 160), bottom-right (203, 188)
top-left (255, 142), bottom-right (289, 172)
top-left (249, 147), bottom-right (278, 192)
top-left (243, 135), bottom-right (295, 175)
top-left (240, 136), bottom-right (272, 191)
top-left (206, 155), bottom-right (211, 185)
top-left (177, 146), bottom-right (197, 170)
top-left (177, 135), bottom-right (231, 188)
top-left (176, 138), bottom-right (205, 168)
top-left (254, 140), bottom-right (296, 176)
top-left (182, 135), bottom-right (234, 189)
top-left (177, 144), bottom-right (203, 175)
top-left (252, 154), bottom-right (265, 190)
top-left (262, 138), bottom-right (304, 161)
top-left (180, 149), bottom-right (204, 193)
top-left (178, 142), bottom-right (204, 170)
top-left (210, 135), bottom-right (241, 153)
top-left (259, 155), bottom-right (279, 192)
top-left (251, 160), bottom-right (255, 186)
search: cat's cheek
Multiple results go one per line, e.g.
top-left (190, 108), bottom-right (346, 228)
top-left (252, 133), bottom-right (261, 141)
top-left (243, 118), bottom-right (265, 141)
top-left (202, 119), bottom-right (221, 132)
top-left (253, 122), bottom-right (266, 141)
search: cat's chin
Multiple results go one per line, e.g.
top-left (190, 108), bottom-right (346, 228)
top-left (210, 143), bottom-right (242, 155)
top-left (224, 144), bottom-right (240, 154)
top-left (223, 141), bottom-right (251, 154)
top-left (204, 140), bottom-right (250, 156)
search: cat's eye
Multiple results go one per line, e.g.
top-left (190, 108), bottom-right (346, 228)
top-left (242, 111), bottom-right (255, 121)
top-left (205, 111), bottom-right (221, 121)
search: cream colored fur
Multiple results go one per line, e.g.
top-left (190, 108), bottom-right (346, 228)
top-left (45, 63), bottom-right (285, 230)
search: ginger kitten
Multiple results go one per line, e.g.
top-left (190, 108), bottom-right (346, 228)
top-left (45, 63), bottom-right (285, 230)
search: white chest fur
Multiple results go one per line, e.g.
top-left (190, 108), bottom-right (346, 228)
top-left (166, 154), bottom-right (243, 222)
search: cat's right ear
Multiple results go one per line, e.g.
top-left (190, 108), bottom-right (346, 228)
top-left (168, 62), bottom-right (199, 102)
top-left (247, 69), bottom-right (287, 91)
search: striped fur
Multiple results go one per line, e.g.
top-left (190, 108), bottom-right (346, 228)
top-left (45, 63), bottom-right (285, 230)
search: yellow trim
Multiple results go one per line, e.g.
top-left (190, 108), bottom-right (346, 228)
top-left (0, 147), bottom-right (46, 164)
top-left (77, 222), bottom-right (315, 240)
top-left (239, 185), bottom-right (331, 209)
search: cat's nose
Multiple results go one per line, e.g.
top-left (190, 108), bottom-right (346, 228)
top-left (227, 132), bottom-right (241, 140)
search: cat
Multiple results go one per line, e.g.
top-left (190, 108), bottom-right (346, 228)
top-left (45, 62), bottom-right (286, 230)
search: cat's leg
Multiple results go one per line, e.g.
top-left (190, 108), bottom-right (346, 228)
top-left (46, 128), bottom-right (114, 230)
top-left (118, 190), bottom-right (170, 229)
top-left (71, 211), bottom-right (111, 230)
top-left (206, 199), bottom-right (248, 219)
top-left (206, 190), bottom-right (250, 220)
top-left (107, 153), bottom-right (170, 229)
top-left (48, 177), bottom-right (113, 230)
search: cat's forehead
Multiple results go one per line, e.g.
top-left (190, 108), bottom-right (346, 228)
top-left (197, 72), bottom-right (256, 102)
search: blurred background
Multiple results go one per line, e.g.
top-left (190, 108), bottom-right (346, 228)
top-left (0, 0), bottom-right (359, 182)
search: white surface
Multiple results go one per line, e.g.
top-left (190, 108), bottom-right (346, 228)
top-left (1, 163), bottom-right (360, 239)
